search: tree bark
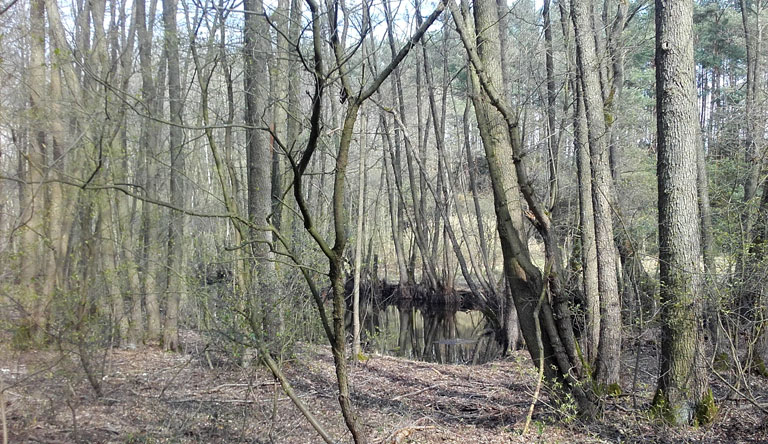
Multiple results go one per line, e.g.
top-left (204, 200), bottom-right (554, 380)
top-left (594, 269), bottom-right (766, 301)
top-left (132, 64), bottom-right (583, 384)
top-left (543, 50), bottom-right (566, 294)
top-left (653, 0), bottom-right (713, 425)
top-left (574, 82), bottom-right (601, 365)
top-left (244, 0), bottom-right (277, 341)
top-left (570, 0), bottom-right (622, 387)
top-left (162, 0), bottom-right (186, 351)
top-left (543, 0), bottom-right (558, 209)
top-left (471, 0), bottom-right (526, 356)
top-left (450, 0), bottom-right (596, 417)
top-left (136, 0), bottom-right (162, 344)
top-left (24, 0), bottom-right (46, 335)
top-left (352, 109), bottom-right (367, 359)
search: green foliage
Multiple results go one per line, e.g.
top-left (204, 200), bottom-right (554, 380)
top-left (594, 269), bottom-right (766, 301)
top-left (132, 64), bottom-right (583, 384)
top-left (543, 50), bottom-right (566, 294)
top-left (694, 2), bottom-right (746, 71)
top-left (548, 376), bottom-right (579, 424)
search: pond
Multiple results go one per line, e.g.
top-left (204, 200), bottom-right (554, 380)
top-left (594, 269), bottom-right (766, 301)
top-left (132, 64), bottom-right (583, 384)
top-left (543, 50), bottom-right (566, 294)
top-left (351, 281), bottom-right (502, 364)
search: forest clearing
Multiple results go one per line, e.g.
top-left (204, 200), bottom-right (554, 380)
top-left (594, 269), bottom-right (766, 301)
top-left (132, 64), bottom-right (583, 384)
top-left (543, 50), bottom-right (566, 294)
top-left (3, 332), bottom-right (768, 443)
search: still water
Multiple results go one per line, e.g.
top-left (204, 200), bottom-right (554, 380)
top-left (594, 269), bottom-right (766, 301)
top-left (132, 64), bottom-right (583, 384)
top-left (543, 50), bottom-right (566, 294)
top-left (358, 301), bottom-right (499, 364)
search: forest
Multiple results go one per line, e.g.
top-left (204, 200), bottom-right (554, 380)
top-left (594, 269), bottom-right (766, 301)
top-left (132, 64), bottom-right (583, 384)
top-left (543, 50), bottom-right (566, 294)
top-left (1, 0), bottom-right (767, 442)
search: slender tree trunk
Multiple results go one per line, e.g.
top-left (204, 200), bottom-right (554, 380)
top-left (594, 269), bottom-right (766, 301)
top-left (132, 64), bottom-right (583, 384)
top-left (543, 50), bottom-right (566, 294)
top-left (352, 109), bottom-right (367, 359)
top-left (24, 0), bottom-right (46, 334)
top-left (543, 0), bottom-right (558, 209)
top-left (463, 93), bottom-right (493, 286)
top-left (571, 0), bottom-right (622, 387)
top-left (162, 0), bottom-right (186, 351)
top-left (605, 0), bottom-right (628, 183)
top-left (382, 0), bottom-right (428, 288)
top-left (574, 82), bottom-right (601, 365)
top-left (740, 0), bottom-right (763, 208)
top-left (42, 29), bottom-right (73, 333)
top-left (101, 196), bottom-right (128, 347)
top-left (270, 0), bottom-right (290, 236)
top-left (136, 0), bottom-right (162, 343)
top-left (738, 0), bottom-right (768, 372)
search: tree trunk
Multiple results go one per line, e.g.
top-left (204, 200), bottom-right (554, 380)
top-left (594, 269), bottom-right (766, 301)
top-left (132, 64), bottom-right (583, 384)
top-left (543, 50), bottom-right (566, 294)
top-left (136, 0), bottom-right (162, 343)
top-left (162, 0), bottom-right (185, 351)
top-left (244, 0), bottom-right (278, 343)
top-left (352, 109), bottom-right (367, 359)
top-left (451, 0), bottom-right (597, 417)
top-left (24, 0), bottom-right (47, 335)
top-left (574, 82), bottom-right (601, 365)
top-left (570, 0), bottom-right (622, 388)
top-left (543, 0), bottom-right (559, 209)
top-left (471, 0), bottom-right (526, 356)
top-left (653, 0), bottom-right (714, 425)
top-left (101, 195), bottom-right (128, 347)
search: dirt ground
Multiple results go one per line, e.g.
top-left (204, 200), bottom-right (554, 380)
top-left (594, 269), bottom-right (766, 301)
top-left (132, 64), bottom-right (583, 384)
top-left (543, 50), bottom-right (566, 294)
top-left (2, 332), bottom-right (767, 443)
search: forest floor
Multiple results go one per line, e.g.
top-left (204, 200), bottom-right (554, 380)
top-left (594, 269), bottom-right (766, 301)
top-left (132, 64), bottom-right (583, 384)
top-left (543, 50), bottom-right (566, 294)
top-left (2, 331), bottom-right (768, 443)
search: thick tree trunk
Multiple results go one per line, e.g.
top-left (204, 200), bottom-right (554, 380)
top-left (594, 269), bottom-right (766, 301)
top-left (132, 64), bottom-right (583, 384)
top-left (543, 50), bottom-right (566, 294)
top-left (653, 0), bottom-right (713, 425)
top-left (471, 0), bottom-right (526, 356)
top-left (451, 0), bottom-right (596, 417)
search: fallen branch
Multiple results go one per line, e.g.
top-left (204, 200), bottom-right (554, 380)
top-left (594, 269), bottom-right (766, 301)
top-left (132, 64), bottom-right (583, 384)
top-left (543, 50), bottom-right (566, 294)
top-left (166, 397), bottom-right (287, 404)
top-left (392, 384), bottom-right (441, 401)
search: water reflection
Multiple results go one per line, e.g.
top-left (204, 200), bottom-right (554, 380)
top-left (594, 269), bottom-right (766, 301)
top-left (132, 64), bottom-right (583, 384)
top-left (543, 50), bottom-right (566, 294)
top-left (351, 281), bottom-right (501, 364)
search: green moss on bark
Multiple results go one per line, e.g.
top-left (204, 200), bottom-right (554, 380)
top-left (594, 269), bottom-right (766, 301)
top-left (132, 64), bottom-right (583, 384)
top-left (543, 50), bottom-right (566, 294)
top-left (694, 389), bottom-right (718, 426)
top-left (651, 388), bottom-right (718, 426)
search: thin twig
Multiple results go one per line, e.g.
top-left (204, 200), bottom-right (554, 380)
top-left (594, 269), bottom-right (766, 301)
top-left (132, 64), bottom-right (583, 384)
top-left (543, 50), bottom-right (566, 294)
top-left (523, 261), bottom-right (551, 435)
top-left (711, 366), bottom-right (768, 416)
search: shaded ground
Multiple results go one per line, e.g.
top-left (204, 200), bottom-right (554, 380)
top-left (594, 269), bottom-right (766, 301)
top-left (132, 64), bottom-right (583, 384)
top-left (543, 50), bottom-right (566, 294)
top-left (2, 332), bottom-right (767, 443)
